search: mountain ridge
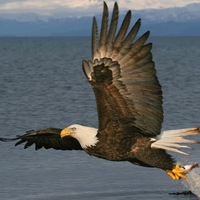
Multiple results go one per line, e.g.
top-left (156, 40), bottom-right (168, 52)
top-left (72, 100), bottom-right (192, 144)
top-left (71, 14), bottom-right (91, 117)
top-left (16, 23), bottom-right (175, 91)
top-left (0, 3), bottom-right (199, 36)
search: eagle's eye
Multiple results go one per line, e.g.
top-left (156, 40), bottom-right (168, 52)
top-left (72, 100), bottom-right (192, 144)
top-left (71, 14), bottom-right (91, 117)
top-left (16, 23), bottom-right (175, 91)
top-left (71, 127), bottom-right (76, 131)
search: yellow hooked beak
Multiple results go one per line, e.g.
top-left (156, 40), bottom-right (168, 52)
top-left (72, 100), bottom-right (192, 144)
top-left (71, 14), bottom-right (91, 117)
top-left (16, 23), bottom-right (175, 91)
top-left (60, 128), bottom-right (70, 138)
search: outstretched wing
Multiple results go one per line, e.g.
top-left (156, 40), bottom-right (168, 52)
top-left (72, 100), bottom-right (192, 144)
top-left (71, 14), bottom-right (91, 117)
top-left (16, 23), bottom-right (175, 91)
top-left (0, 128), bottom-right (82, 150)
top-left (82, 2), bottom-right (163, 137)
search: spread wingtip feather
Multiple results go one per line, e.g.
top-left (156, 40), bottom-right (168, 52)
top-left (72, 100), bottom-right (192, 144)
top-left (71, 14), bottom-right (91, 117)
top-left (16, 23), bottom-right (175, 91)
top-left (151, 127), bottom-right (200, 155)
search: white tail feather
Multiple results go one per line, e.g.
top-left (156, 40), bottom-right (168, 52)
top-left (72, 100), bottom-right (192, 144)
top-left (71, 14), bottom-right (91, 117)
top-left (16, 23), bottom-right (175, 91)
top-left (151, 127), bottom-right (200, 156)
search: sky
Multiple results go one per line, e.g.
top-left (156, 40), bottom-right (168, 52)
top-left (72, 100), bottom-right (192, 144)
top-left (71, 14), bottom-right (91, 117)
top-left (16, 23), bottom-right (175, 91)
top-left (0, 0), bottom-right (200, 19)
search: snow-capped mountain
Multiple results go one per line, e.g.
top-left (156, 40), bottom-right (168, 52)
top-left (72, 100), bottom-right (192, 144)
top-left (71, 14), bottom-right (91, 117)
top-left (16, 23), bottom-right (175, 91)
top-left (0, 3), bottom-right (199, 36)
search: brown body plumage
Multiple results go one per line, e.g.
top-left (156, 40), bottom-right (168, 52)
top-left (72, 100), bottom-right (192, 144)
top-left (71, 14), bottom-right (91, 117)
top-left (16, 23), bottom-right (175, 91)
top-left (86, 132), bottom-right (174, 170)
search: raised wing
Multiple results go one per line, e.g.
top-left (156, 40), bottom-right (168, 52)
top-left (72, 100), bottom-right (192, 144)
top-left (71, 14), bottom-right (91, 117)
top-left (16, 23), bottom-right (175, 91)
top-left (0, 128), bottom-right (82, 150)
top-left (82, 2), bottom-right (163, 136)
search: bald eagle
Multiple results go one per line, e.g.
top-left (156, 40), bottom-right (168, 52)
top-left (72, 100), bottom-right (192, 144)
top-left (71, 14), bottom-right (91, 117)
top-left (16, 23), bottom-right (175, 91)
top-left (0, 2), bottom-right (199, 180)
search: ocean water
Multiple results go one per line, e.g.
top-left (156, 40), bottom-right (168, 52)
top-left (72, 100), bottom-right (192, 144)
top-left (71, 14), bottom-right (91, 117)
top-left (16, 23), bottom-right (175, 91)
top-left (0, 37), bottom-right (200, 200)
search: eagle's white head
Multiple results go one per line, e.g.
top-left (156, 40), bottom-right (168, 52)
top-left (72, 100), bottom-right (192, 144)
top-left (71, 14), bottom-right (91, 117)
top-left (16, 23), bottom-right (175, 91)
top-left (60, 124), bottom-right (98, 149)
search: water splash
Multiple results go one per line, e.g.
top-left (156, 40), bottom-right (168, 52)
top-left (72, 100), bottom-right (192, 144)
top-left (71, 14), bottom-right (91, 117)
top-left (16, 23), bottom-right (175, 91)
top-left (183, 167), bottom-right (200, 198)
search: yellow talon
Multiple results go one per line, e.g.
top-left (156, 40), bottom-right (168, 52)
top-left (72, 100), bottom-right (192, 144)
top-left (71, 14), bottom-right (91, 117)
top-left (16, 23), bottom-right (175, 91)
top-left (166, 164), bottom-right (187, 180)
top-left (166, 170), bottom-right (176, 180)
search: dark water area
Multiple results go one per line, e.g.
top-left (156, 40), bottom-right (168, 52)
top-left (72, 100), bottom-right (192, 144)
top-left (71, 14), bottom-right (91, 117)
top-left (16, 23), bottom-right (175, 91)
top-left (0, 37), bottom-right (200, 200)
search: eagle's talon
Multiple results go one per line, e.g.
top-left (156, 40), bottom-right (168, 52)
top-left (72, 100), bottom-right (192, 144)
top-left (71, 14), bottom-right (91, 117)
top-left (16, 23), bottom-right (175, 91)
top-left (166, 170), bottom-right (177, 180)
top-left (166, 164), bottom-right (187, 180)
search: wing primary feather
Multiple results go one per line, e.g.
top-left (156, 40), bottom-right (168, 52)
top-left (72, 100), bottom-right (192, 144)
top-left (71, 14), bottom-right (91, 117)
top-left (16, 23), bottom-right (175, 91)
top-left (113, 18), bottom-right (142, 60)
top-left (120, 31), bottom-right (150, 62)
top-left (0, 137), bottom-right (18, 142)
top-left (132, 31), bottom-right (150, 49)
top-left (15, 139), bottom-right (26, 146)
top-left (113, 10), bottom-right (131, 48)
top-left (106, 2), bottom-right (118, 45)
top-left (24, 141), bottom-right (34, 149)
top-left (98, 1), bottom-right (109, 57)
top-left (122, 18), bottom-right (141, 46)
top-left (92, 17), bottom-right (98, 60)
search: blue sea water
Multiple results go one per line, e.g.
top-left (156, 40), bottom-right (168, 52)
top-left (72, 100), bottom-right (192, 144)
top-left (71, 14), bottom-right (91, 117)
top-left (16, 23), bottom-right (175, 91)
top-left (0, 37), bottom-right (200, 200)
